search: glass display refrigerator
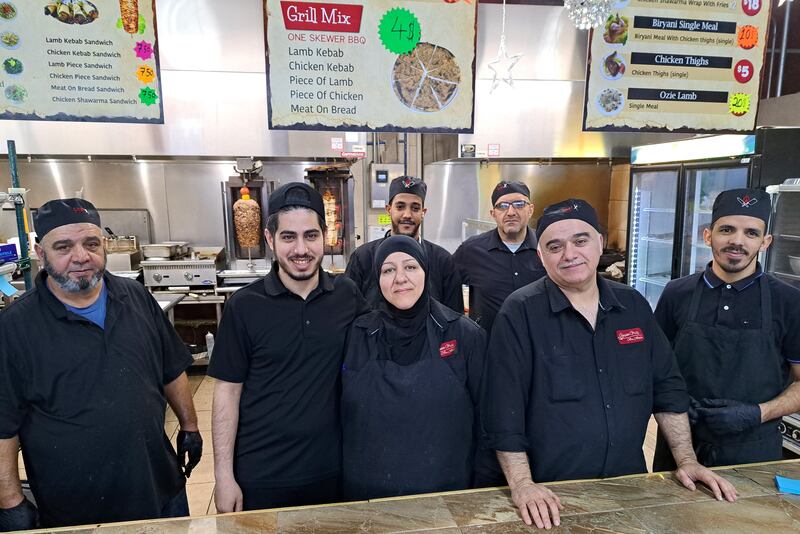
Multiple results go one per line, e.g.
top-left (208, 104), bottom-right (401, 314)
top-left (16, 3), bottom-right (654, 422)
top-left (765, 179), bottom-right (800, 456)
top-left (627, 128), bottom-right (800, 309)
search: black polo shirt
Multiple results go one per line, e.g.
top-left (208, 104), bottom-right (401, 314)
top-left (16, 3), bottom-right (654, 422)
top-left (345, 233), bottom-right (463, 313)
top-left (655, 263), bottom-right (800, 363)
top-left (0, 272), bottom-right (191, 527)
top-left (483, 276), bottom-right (689, 483)
top-left (208, 268), bottom-right (368, 487)
top-left (453, 227), bottom-right (546, 331)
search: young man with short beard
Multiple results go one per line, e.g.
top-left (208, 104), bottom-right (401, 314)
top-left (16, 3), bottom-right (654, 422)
top-left (0, 199), bottom-right (201, 529)
top-left (653, 188), bottom-right (800, 470)
top-left (210, 183), bottom-right (368, 512)
top-left (345, 176), bottom-right (463, 313)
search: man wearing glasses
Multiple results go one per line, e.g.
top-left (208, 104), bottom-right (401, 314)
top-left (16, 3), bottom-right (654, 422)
top-left (454, 181), bottom-right (546, 334)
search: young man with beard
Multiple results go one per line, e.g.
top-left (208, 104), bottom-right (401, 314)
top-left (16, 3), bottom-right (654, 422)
top-left (483, 199), bottom-right (737, 530)
top-left (0, 199), bottom-right (201, 530)
top-left (345, 176), bottom-right (463, 313)
top-left (653, 188), bottom-right (800, 470)
top-left (210, 183), bottom-right (368, 512)
top-left (454, 181), bottom-right (546, 333)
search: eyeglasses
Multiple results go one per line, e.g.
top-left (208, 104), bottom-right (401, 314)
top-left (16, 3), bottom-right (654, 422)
top-left (494, 200), bottom-right (530, 211)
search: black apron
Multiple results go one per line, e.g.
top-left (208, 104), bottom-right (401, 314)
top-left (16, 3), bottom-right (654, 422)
top-left (653, 276), bottom-right (787, 470)
top-left (341, 320), bottom-right (474, 500)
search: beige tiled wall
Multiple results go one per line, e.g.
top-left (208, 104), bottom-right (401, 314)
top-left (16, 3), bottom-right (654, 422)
top-left (607, 164), bottom-right (631, 251)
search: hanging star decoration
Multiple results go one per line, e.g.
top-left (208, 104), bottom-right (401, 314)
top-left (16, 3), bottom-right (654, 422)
top-left (487, 35), bottom-right (522, 92)
top-left (487, 0), bottom-right (522, 93)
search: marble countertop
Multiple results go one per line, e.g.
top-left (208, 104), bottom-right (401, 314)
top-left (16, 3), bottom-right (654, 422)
top-left (39, 460), bottom-right (800, 533)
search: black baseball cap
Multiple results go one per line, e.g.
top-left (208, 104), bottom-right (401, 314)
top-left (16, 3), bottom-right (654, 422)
top-left (536, 199), bottom-right (600, 239)
top-left (33, 198), bottom-right (101, 240)
top-left (711, 188), bottom-right (771, 228)
top-left (268, 182), bottom-right (325, 220)
top-left (491, 181), bottom-right (530, 206)
top-left (389, 176), bottom-right (427, 204)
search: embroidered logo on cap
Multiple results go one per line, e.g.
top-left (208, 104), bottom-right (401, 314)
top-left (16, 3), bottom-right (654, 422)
top-left (616, 328), bottom-right (645, 345)
top-left (439, 340), bottom-right (457, 358)
top-left (402, 177), bottom-right (415, 188)
top-left (72, 207), bottom-right (89, 214)
top-left (737, 195), bottom-right (758, 208)
top-left (553, 202), bottom-right (580, 215)
top-left (497, 183), bottom-right (509, 191)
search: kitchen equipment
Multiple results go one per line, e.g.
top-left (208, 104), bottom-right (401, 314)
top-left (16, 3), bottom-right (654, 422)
top-left (107, 250), bottom-right (141, 272)
top-left (141, 243), bottom-right (180, 260)
top-left (306, 163), bottom-right (356, 271)
top-left (142, 247), bottom-right (225, 288)
top-left (627, 128), bottom-right (800, 309)
top-left (221, 174), bottom-right (270, 273)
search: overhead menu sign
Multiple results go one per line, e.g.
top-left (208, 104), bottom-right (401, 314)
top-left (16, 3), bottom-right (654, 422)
top-left (583, 0), bottom-right (771, 133)
top-left (0, 0), bottom-right (163, 123)
top-left (264, 0), bottom-right (477, 132)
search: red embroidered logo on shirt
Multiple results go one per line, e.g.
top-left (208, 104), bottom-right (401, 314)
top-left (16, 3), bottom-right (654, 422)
top-left (616, 328), bottom-right (645, 344)
top-left (439, 340), bottom-right (457, 358)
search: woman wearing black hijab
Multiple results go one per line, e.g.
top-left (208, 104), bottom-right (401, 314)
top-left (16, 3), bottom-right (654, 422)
top-left (341, 235), bottom-right (487, 500)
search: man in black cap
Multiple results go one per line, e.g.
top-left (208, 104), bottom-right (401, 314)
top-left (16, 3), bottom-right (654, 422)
top-left (210, 182), bottom-right (368, 512)
top-left (653, 188), bottom-right (800, 470)
top-left (483, 198), bottom-right (737, 529)
top-left (345, 175), bottom-right (463, 313)
top-left (453, 181), bottom-right (546, 333)
top-left (0, 198), bottom-right (202, 529)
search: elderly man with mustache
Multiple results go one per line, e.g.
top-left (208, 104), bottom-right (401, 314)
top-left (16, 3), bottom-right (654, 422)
top-left (482, 198), bottom-right (737, 530)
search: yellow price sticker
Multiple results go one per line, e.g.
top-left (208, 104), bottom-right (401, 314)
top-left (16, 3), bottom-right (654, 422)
top-left (136, 64), bottom-right (155, 84)
top-left (729, 93), bottom-right (750, 117)
top-left (377, 214), bottom-right (391, 225)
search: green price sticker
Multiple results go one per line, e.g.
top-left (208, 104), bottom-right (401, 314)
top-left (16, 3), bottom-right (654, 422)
top-left (379, 8), bottom-right (421, 55)
top-left (377, 214), bottom-right (392, 225)
top-left (729, 93), bottom-right (750, 117)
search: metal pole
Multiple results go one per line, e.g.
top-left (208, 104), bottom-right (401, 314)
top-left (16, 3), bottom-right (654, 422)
top-left (767, 18), bottom-right (777, 97)
top-left (403, 132), bottom-right (408, 176)
top-left (6, 140), bottom-right (32, 290)
top-left (777, 0), bottom-right (793, 97)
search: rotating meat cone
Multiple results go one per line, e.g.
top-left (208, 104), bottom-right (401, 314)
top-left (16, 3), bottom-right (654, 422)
top-left (119, 0), bottom-right (138, 34)
top-left (233, 187), bottom-right (261, 249)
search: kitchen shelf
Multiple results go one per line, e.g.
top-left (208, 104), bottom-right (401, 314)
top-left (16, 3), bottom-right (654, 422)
top-left (640, 236), bottom-right (674, 244)
top-left (778, 234), bottom-right (800, 241)
top-left (642, 208), bottom-right (676, 213)
top-left (773, 271), bottom-right (800, 282)
top-left (639, 276), bottom-right (671, 287)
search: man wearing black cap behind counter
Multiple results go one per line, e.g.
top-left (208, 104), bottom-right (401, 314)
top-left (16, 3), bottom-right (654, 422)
top-left (653, 188), bottom-right (800, 471)
top-left (482, 199), bottom-right (737, 530)
top-left (210, 182), bottom-right (368, 512)
top-left (0, 199), bottom-right (202, 530)
top-left (454, 181), bottom-right (546, 333)
top-left (345, 175), bottom-right (463, 313)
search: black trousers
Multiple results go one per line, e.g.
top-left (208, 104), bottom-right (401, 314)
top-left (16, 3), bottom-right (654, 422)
top-left (240, 476), bottom-right (340, 511)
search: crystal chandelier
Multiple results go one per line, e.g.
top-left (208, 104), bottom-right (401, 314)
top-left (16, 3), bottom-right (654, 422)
top-left (564, 0), bottom-right (614, 30)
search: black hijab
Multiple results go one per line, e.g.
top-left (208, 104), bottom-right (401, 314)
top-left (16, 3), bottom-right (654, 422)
top-left (373, 236), bottom-right (431, 365)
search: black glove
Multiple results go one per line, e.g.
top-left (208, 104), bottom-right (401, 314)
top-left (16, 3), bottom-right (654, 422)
top-left (177, 430), bottom-right (203, 478)
top-left (0, 497), bottom-right (39, 532)
top-left (696, 398), bottom-right (762, 436)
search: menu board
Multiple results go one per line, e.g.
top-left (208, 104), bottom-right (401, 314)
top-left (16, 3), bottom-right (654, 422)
top-left (0, 1), bottom-right (163, 123)
top-left (265, 0), bottom-right (477, 132)
top-left (583, 0), bottom-right (771, 133)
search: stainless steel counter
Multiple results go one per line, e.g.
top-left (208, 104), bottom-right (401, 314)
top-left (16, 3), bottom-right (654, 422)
top-left (39, 459), bottom-right (800, 533)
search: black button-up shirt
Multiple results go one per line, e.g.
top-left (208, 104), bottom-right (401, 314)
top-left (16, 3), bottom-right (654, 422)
top-left (0, 272), bottom-right (191, 527)
top-left (483, 276), bottom-right (688, 483)
top-left (655, 263), bottom-right (800, 363)
top-left (208, 267), bottom-right (369, 487)
top-left (453, 228), bottom-right (546, 331)
top-left (345, 234), bottom-right (464, 313)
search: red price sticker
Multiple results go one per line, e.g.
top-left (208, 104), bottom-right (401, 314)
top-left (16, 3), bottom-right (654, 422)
top-left (734, 59), bottom-right (754, 83)
top-left (742, 0), bottom-right (761, 16)
top-left (737, 25), bottom-right (758, 49)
